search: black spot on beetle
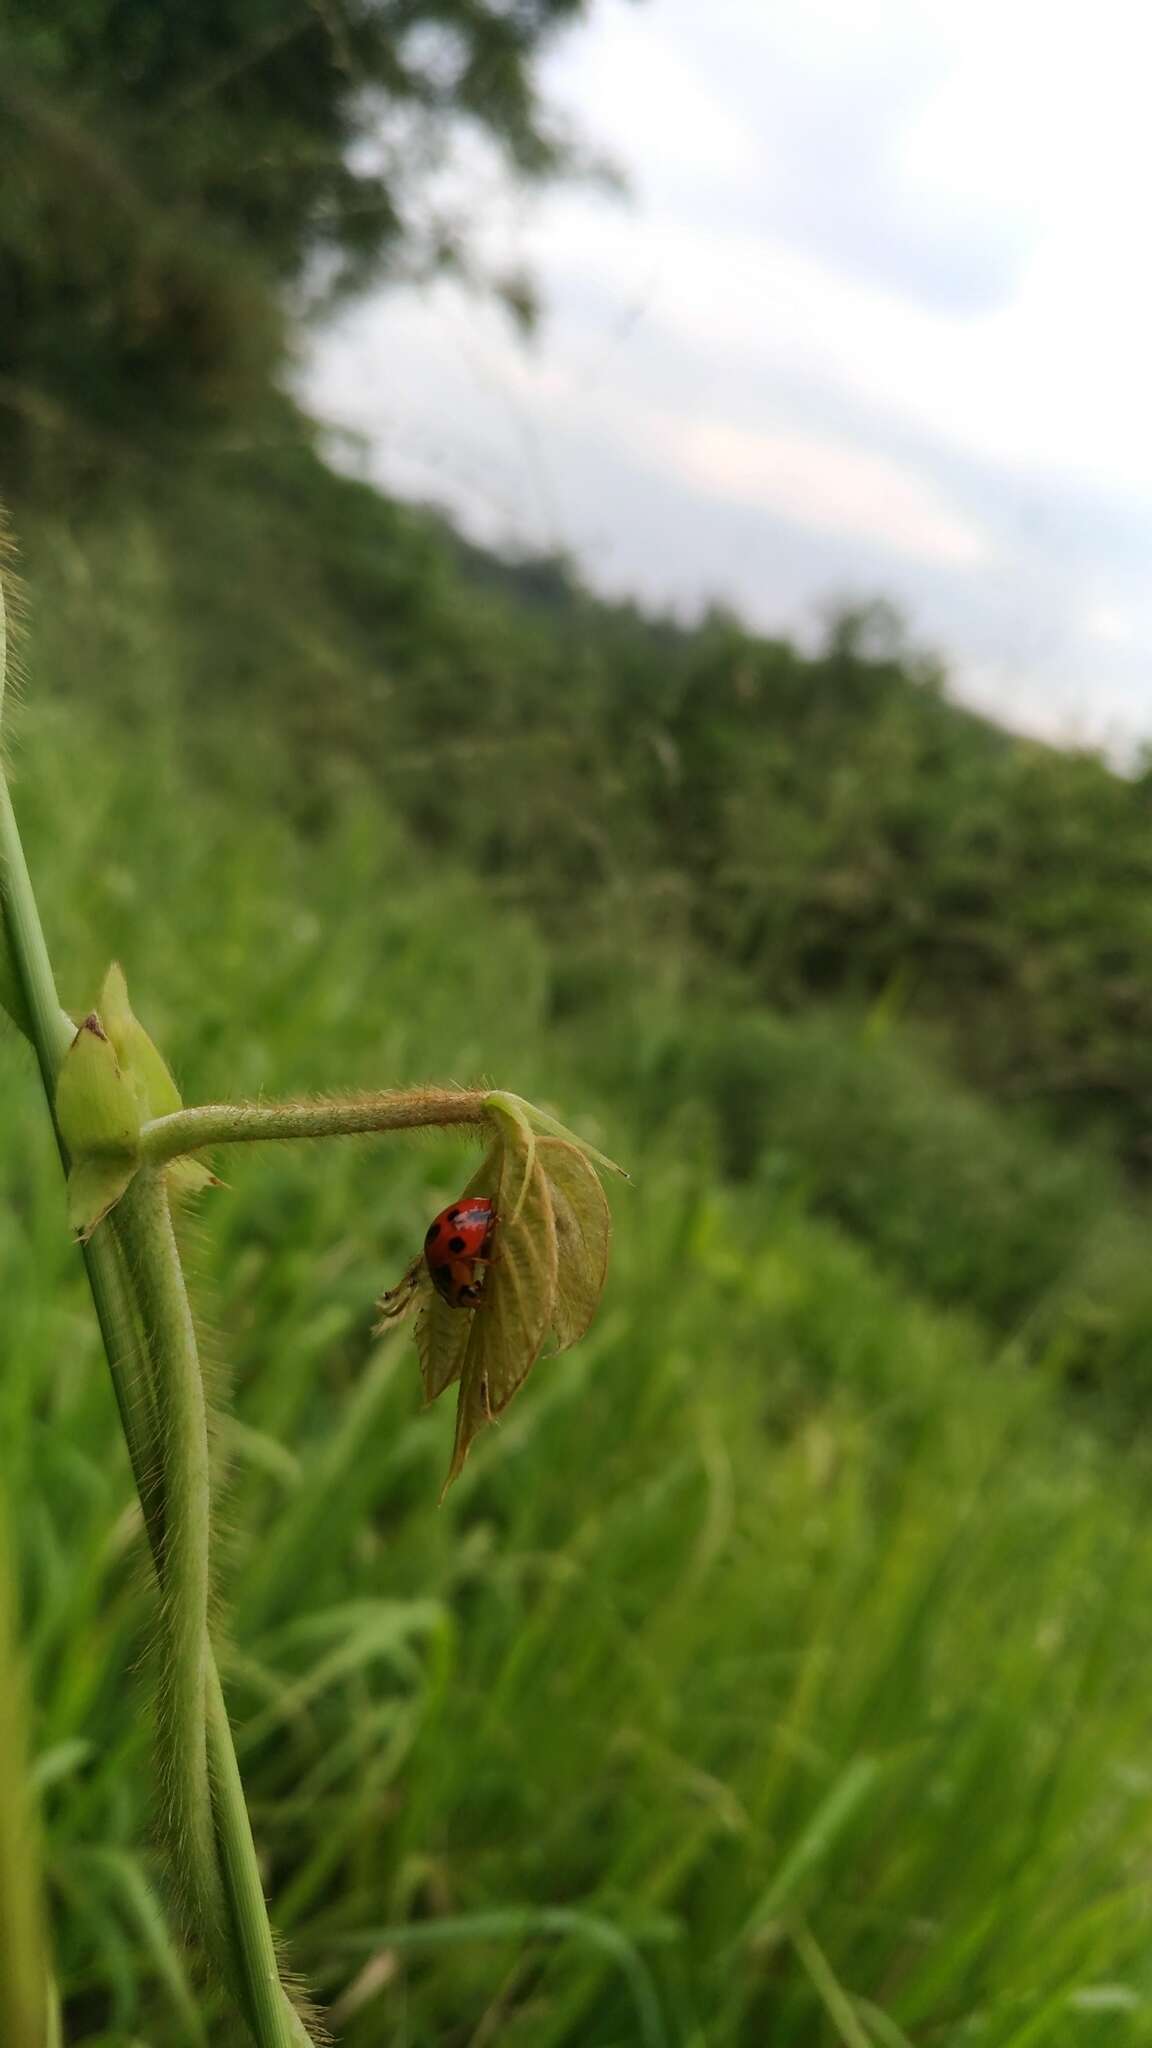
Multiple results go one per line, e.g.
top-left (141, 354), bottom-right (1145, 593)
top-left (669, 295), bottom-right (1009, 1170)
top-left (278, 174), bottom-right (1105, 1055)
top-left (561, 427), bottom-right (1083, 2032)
top-left (425, 1221), bottom-right (441, 1245)
top-left (434, 1263), bottom-right (453, 1286)
top-left (447, 1235), bottom-right (467, 1254)
top-left (448, 1207), bottom-right (461, 1221)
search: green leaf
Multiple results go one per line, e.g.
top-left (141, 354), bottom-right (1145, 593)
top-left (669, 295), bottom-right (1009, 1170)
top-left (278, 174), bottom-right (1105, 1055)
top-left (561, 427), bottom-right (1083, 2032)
top-left (538, 1136), bottom-right (612, 1354)
top-left (742, 1756), bottom-right (883, 1935)
top-left (415, 1292), bottom-right (472, 1405)
top-left (482, 1092), bottom-right (538, 1223)
top-left (496, 1091), bottom-right (629, 1183)
top-left (479, 1141), bottom-right (558, 1414)
top-left (66, 1155), bottom-right (138, 1239)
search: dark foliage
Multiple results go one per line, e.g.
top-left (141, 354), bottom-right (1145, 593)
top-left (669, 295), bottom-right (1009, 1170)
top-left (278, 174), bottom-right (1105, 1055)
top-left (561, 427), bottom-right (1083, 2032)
top-left (0, 0), bottom-right (606, 465)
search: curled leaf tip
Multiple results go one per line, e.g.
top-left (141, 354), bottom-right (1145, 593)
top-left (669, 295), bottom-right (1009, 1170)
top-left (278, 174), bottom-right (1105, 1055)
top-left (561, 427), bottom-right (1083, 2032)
top-left (485, 1090), bottom-right (630, 1183)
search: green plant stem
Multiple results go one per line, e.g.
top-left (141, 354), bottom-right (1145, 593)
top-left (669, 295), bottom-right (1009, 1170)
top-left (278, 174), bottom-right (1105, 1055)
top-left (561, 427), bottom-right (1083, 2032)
top-left (116, 1172), bottom-right (217, 1934)
top-left (0, 760), bottom-right (312, 2047)
top-left (115, 1176), bottom-right (311, 2048)
top-left (0, 781), bottom-right (73, 1078)
top-left (206, 1666), bottom-right (313, 2048)
top-left (139, 1086), bottom-right (489, 1165)
top-left (86, 1226), bottom-right (168, 1561)
top-left (0, 762), bottom-right (169, 1548)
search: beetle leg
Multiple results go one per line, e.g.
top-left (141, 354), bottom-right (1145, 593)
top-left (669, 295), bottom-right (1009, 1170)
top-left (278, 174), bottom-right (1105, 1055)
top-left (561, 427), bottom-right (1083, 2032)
top-left (373, 1256), bottom-right (423, 1327)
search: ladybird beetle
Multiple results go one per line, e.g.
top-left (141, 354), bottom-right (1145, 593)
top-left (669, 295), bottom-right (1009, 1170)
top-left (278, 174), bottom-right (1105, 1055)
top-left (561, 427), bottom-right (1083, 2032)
top-left (424, 1195), bottom-right (497, 1308)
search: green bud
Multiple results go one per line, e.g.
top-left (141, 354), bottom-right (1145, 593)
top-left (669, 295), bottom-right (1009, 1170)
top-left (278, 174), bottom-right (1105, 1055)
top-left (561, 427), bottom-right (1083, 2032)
top-left (56, 1014), bottom-right (141, 1154)
top-left (98, 963), bottom-right (215, 1201)
top-left (55, 1014), bottom-right (142, 1237)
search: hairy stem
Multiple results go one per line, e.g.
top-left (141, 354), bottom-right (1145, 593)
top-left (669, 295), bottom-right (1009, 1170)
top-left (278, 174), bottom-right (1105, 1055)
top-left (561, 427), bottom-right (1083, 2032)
top-left (206, 1666), bottom-right (314, 2048)
top-left (0, 781), bottom-right (73, 1074)
top-left (139, 1086), bottom-right (489, 1166)
top-left (115, 1178), bottom-right (311, 2048)
top-left (115, 1172), bottom-right (218, 1933)
top-left (87, 1226), bottom-right (168, 1561)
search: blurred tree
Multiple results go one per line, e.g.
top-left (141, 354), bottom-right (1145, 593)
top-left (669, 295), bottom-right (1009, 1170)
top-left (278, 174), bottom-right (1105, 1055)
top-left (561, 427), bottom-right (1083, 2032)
top-left (0, 0), bottom-right (614, 468)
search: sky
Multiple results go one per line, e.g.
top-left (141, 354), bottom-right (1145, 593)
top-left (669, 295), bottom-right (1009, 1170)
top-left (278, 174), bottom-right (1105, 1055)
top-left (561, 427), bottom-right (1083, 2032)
top-left (304, 0), bottom-right (1152, 754)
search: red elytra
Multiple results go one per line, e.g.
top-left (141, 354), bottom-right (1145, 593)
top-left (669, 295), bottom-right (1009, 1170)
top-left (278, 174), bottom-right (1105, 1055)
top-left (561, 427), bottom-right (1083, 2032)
top-left (423, 1196), bottom-right (497, 1308)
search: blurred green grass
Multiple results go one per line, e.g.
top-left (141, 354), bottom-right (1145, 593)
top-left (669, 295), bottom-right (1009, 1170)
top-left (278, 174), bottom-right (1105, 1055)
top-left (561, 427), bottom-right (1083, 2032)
top-left (5, 509), bottom-right (1152, 2047)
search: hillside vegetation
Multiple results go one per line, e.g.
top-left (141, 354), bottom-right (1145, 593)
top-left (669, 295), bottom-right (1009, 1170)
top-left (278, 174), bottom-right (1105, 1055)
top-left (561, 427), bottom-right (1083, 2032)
top-left (32, 438), bottom-right (1152, 1162)
top-left (10, 7), bottom-right (1152, 2043)
top-left (3, 440), bottom-right (1152, 2044)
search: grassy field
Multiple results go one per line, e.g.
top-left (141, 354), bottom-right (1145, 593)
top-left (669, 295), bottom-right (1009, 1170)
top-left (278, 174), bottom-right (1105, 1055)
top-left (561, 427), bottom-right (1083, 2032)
top-left (5, 502), bottom-right (1152, 2047)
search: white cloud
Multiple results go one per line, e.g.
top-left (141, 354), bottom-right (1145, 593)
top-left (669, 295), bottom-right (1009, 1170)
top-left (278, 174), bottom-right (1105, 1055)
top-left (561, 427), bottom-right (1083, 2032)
top-left (673, 420), bottom-right (989, 567)
top-left (550, 5), bottom-right (763, 187)
top-left (1087, 604), bottom-right (1140, 650)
